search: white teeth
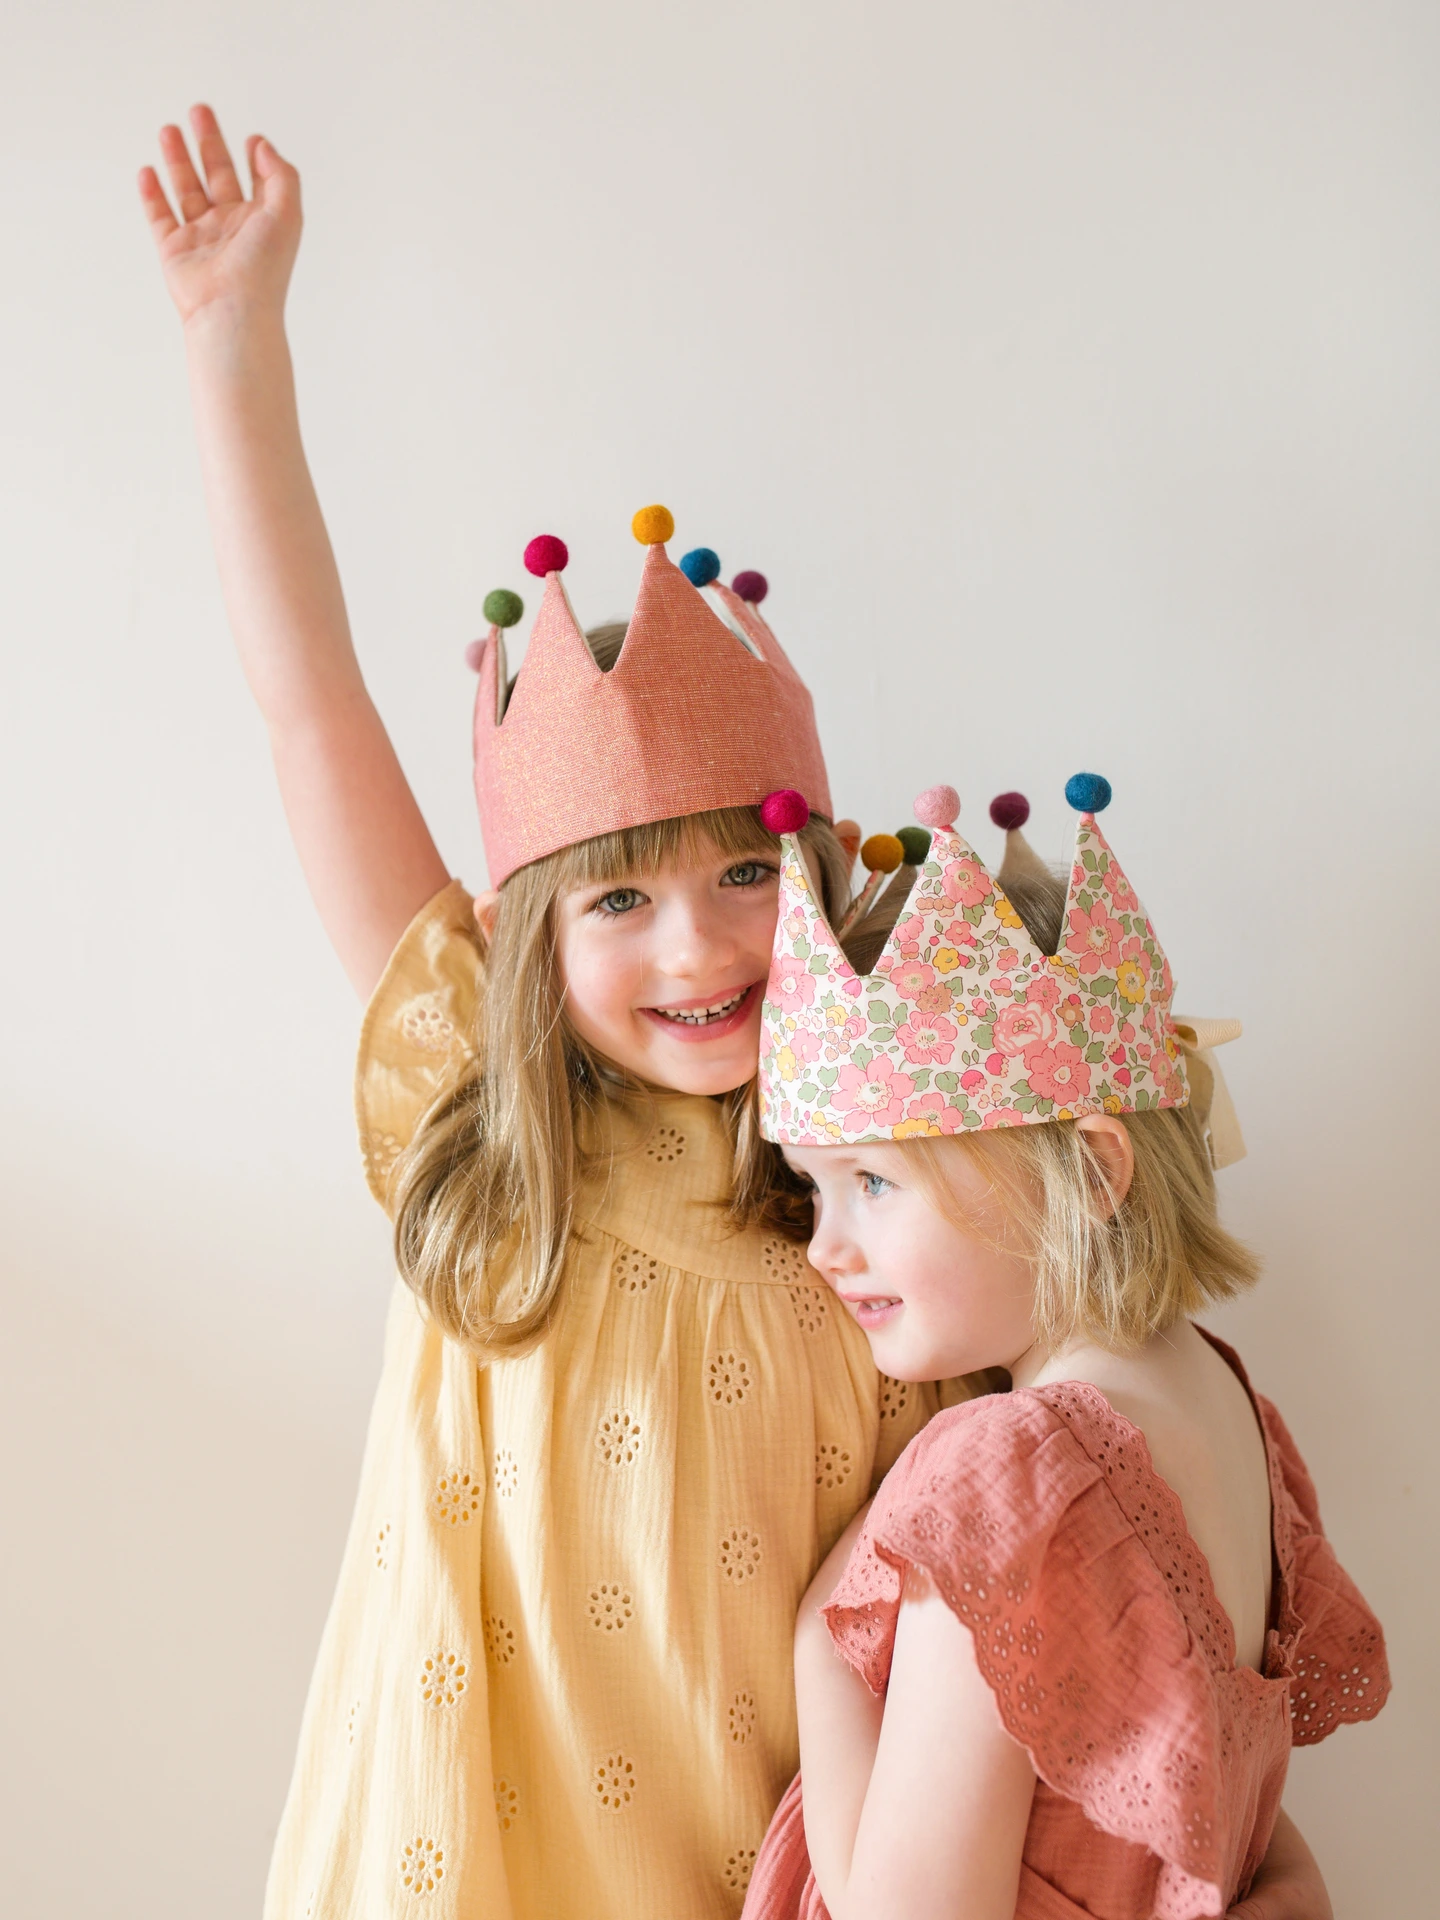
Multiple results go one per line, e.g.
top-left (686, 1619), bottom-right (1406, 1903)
top-left (653, 990), bottom-right (747, 1027)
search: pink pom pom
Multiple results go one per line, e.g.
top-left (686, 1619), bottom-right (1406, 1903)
top-left (913, 784), bottom-right (960, 829)
top-left (732, 569), bottom-right (769, 605)
top-left (524, 534), bottom-right (569, 577)
top-left (464, 638), bottom-right (487, 672)
top-left (760, 788), bottom-right (810, 834)
top-left (989, 791), bottom-right (1030, 831)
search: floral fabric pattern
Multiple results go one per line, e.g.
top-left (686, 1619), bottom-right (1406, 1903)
top-left (759, 815), bottom-right (1190, 1146)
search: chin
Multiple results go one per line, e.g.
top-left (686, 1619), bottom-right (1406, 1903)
top-left (653, 1048), bottom-right (754, 1097)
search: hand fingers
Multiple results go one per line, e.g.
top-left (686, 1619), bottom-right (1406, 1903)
top-left (189, 102), bottom-right (243, 205)
top-left (158, 122), bottom-right (210, 223)
top-left (136, 165), bottom-right (179, 244)
top-left (250, 135), bottom-right (301, 219)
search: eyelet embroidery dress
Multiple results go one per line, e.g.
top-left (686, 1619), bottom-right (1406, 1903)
top-left (744, 1333), bottom-right (1389, 1920)
top-left (263, 882), bottom-right (956, 1920)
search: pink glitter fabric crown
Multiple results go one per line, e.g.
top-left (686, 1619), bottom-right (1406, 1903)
top-left (760, 781), bottom-right (1204, 1146)
top-left (469, 511), bottom-right (831, 886)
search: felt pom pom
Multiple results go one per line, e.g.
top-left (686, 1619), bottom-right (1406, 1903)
top-left (913, 784), bottom-right (960, 829)
top-left (896, 825), bottom-right (932, 865)
top-left (679, 546), bottom-right (721, 587)
top-left (632, 504), bottom-right (675, 545)
top-left (1064, 772), bottom-right (1112, 815)
top-left (524, 534), bottom-right (569, 577)
top-left (860, 832), bottom-right (905, 874)
top-left (483, 588), bottom-right (524, 629)
top-left (760, 788), bottom-right (810, 834)
top-left (989, 791), bottom-right (1030, 830)
top-left (732, 569), bottom-right (769, 605)
top-left (464, 638), bottom-right (487, 672)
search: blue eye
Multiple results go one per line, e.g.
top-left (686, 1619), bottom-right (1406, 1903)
top-left (859, 1171), bottom-right (893, 1199)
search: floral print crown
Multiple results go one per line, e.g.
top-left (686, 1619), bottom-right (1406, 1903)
top-left (759, 775), bottom-right (1244, 1158)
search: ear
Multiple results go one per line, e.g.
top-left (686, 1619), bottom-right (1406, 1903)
top-left (1074, 1113), bottom-right (1135, 1211)
top-left (472, 889), bottom-right (500, 943)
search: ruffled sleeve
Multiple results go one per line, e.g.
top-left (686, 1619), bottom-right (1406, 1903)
top-left (353, 879), bottom-right (484, 1211)
top-left (823, 1393), bottom-right (1231, 1914)
top-left (1258, 1393), bottom-right (1391, 1744)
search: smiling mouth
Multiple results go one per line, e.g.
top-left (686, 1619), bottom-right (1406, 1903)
top-left (648, 986), bottom-right (754, 1028)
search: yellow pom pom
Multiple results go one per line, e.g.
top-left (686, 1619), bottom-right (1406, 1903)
top-left (861, 832), bottom-right (905, 875)
top-left (631, 504), bottom-right (675, 546)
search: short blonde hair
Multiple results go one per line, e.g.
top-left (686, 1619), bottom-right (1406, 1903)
top-left (841, 855), bottom-right (1258, 1352)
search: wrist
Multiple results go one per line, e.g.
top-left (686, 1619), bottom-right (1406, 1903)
top-left (182, 300), bottom-right (291, 373)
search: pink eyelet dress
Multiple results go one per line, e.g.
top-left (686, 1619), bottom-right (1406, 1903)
top-left (743, 1334), bottom-right (1388, 1920)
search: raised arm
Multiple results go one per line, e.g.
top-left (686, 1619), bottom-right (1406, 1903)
top-left (139, 106), bottom-right (449, 998)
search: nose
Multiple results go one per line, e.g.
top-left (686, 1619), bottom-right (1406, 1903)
top-left (807, 1207), bottom-right (864, 1287)
top-left (654, 892), bottom-right (740, 981)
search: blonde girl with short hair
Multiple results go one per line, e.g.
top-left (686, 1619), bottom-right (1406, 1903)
top-left (744, 784), bottom-right (1389, 1920)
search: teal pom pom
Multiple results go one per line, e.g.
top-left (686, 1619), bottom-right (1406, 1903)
top-left (895, 825), bottom-right (932, 864)
top-left (483, 588), bottom-right (524, 629)
top-left (1065, 772), bottom-right (1112, 814)
top-left (680, 547), bottom-right (721, 588)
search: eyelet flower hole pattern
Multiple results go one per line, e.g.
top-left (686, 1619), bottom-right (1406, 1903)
top-left (760, 1235), bottom-right (811, 1283)
top-left (374, 1521), bottom-right (392, 1570)
top-left (483, 1615), bottom-right (517, 1666)
top-left (595, 1410), bottom-right (643, 1468)
top-left (493, 1449), bottom-right (519, 1499)
top-left (707, 1350), bottom-right (752, 1406)
top-left (612, 1245), bottom-right (660, 1294)
top-left (593, 1754), bottom-right (636, 1810)
top-left (419, 1651), bottom-right (469, 1707)
top-left (724, 1847), bottom-right (758, 1892)
top-left (494, 1778), bottom-right (519, 1831)
top-left (587, 1583), bottom-right (634, 1632)
top-left (719, 1526), bottom-right (763, 1582)
top-left (433, 1471), bottom-right (481, 1526)
top-left (790, 1286), bottom-right (830, 1334)
top-left (399, 992), bottom-right (458, 1055)
top-left (879, 1375), bottom-right (913, 1421)
top-left (397, 1838), bottom-right (445, 1896)
top-left (727, 1690), bottom-right (757, 1744)
top-left (346, 1699), bottom-right (360, 1745)
top-left (815, 1443), bottom-right (854, 1490)
top-left (645, 1125), bottom-right (687, 1162)
top-left (360, 1129), bottom-right (402, 1188)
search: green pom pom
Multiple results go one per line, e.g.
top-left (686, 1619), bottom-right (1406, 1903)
top-left (483, 588), bottom-right (524, 629)
top-left (895, 825), bottom-right (932, 865)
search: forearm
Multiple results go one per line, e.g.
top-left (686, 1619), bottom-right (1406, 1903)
top-left (1228, 1809), bottom-right (1332, 1920)
top-left (794, 1608), bottom-right (884, 1907)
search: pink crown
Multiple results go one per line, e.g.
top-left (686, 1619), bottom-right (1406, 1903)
top-left (467, 508), bottom-right (832, 886)
top-left (760, 776), bottom-right (1193, 1146)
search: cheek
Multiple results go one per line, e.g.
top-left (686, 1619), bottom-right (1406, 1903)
top-left (558, 931), bottom-right (640, 1043)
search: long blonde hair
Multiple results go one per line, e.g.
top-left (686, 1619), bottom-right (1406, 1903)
top-left (392, 801), bottom-right (851, 1360)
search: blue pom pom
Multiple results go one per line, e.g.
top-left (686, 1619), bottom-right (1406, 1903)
top-left (1064, 772), bottom-right (1112, 815)
top-left (680, 546), bottom-right (721, 588)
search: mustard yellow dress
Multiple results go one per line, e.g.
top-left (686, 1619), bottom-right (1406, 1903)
top-left (263, 883), bottom-right (951, 1920)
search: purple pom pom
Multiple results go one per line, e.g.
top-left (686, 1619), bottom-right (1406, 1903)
top-left (989, 791), bottom-right (1030, 831)
top-left (760, 788), bottom-right (810, 834)
top-left (732, 569), bottom-right (769, 605)
top-left (524, 534), bottom-right (569, 577)
top-left (464, 638), bottom-right (487, 672)
top-left (913, 784), bottom-right (960, 829)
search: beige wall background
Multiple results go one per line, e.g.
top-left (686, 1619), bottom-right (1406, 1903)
top-left (2, 1), bottom-right (1436, 1913)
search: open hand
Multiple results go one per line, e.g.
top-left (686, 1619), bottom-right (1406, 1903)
top-left (138, 105), bottom-right (301, 327)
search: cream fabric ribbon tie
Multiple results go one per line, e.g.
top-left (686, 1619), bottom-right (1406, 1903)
top-left (1170, 1015), bottom-right (1246, 1170)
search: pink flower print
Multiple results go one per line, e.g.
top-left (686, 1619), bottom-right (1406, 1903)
top-left (1066, 901), bottom-right (1124, 975)
top-left (1137, 1043), bottom-right (1152, 1062)
top-left (960, 1069), bottom-right (985, 1092)
top-left (1089, 1004), bottom-right (1115, 1036)
top-left (1109, 1046), bottom-right (1127, 1067)
top-left (834, 1058), bottom-right (916, 1133)
top-left (771, 960), bottom-right (816, 1012)
top-left (1026, 974), bottom-right (1061, 1012)
top-left (997, 948), bottom-right (1020, 973)
top-left (790, 1027), bottom-right (823, 1064)
top-left (1113, 1067), bottom-right (1132, 1087)
top-left (782, 910), bottom-right (807, 940)
top-left (1024, 1042), bottom-right (1093, 1105)
top-left (1120, 1021), bottom-right (1136, 1042)
top-left (883, 958), bottom-right (937, 999)
top-left (970, 997), bottom-right (990, 1018)
top-left (915, 984), bottom-right (954, 1015)
top-left (985, 1052), bottom-right (1005, 1076)
top-left (892, 914), bottom-right (926, 949)
top-left (981, 1107), bottom-right (1025, 1129)
top-left (943, 858), bottom-right (991, 910)
top-left (895, 1014), bottom-right (958, 1066)
top-left (842, 1012), bottom-right (867, 1043)
top-left (1115, 937), bottom-right (1151, 1006)
top-left (939, 920), bottom-right (977, 950)
top-left (992, 1001), bottom-right (1057, 1058)
top-left (1071, 863), bottom-right (1086, 892)
top-left (897, 1091), bottom-right (965, 1134)
top-left (1102, 865), bottom-right (1139, 912)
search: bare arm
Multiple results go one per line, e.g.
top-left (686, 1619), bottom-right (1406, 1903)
top-left (1228, 1811), bottom-right (1333, 1920)
top-left (139, 107), bottom-right (449, 998)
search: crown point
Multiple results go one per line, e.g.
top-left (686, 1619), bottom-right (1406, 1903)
top-left (482, 588), bottom-right (524, 629)
top-left (913, 784), bottom-right (960, 829)
top-left (679, 546), bottom-right (721, 587)
top-left (464, 638), bottom-right (487, 672)
top-left (632, 504), bottom-right (675, 545)
top-left (861, 832), bottom-right (905, 875)
top-left (895, 825), bottom-right (932, 865)
top-left (760, 788), bottom-right (810, 834)
top-left (989, 790), bottom-right (1030, 830)
top-left (732, 569), bottom-right (769, 605)
top-left (524, 534), bottom-right (568, 577)
top-left (1064, 772), bottom-right (1112, 815)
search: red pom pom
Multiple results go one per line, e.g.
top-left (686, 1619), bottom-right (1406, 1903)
top-left (464, 638), bottom-right (487, 672)
top-left (524, 534), bottom-right (569, 577)
top-left (760, 788), bottom-right (809, 834)
top-left (989, 791), bottom-right (1030, 831)
top-left (913, 784), bottom-right (960, 829)
top-left (732, 569), bottom-right (768, 605)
